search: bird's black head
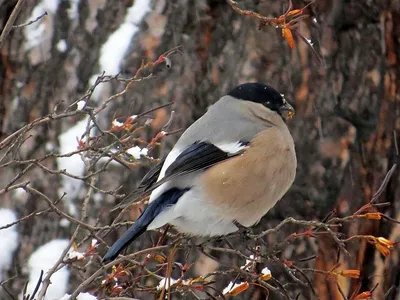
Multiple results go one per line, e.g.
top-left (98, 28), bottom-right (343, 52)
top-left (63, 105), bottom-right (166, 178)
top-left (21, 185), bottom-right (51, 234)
top-left (227, 82), bottom-right (294, 119)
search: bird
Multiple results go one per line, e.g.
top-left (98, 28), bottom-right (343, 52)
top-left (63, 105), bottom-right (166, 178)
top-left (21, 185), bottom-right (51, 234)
top-left (103, 82), bottom-right (297, 262)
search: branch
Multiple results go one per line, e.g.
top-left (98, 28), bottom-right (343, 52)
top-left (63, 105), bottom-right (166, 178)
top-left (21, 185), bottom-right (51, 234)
top-left (12, 11), bottom-right (47, 28)
top-left (0, 0), bottom-right (25, 49)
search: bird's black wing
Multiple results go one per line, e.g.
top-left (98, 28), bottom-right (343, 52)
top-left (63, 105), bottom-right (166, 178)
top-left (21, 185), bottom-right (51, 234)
top-left (165, 141), bottom-right (241, 177)
top-left (142, 141), bottom-right (249, 193)
top-left (112, 141), bottom-right (248, 211)
top-left (110, 156), bottom-right (167, 212)
top-left (137, 155), bottom-right (167, 192)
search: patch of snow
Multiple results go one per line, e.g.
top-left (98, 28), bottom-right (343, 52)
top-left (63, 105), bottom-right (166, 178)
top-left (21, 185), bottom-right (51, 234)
top-left (125, 0), bottom-right (151, 24)
top-left (45, 141), bottom-right (56, 152)
top-left (92, 193), bottom-right (103, 204)
top-left (88, 74), bottom-right (105, 102)
top-left (157, 277), bottom-right (178, 291)
top-left (240, 254), bottom-right (255, 271)
top-left (67, 0), bottom-right (80, 20)
top-left (60, 293), bottom-right (97, 300)
top-left (261, 266), bottom-right (271, 277)
top-left (99, 23), bottom-right (138, 75)
top-left (223, 281), bottom-right (244, 295)
top-left (56, 39), bottom-right (68, 52)
top-left (11, 96), bottom-right (20, 111)
top-left (92, 0), bottom-right (151, 102)
top-left (140, 147), bottom-right (148, 156)
top-left (156, 277), bottom-right (189, 292)
top-left (0, 209), bottom-right (19, 281)
top-left (99, 0), bottom-right (151, 75)
top-left (305, 38), bottom-right (314, 46)
top-left (66, 249), bottom-right (85, 261)
top-left (57, 117), bottom-right (88, 215)
top-left (126, 146), bottom-right (148, 159)
top-left (12, 188), bottom-right (29, 202)
top-left (112, 119), bottom-right (124, 128)
top-left (24, 0), bottom-right (60, 50)
top-left (42, 0), bottom-right (59, 12)
top-left (25, 239), bottom-right (70, 300)
top-left (95, 154), bottom-right (120, 168)
top-left (91, 239), bottom-right (98, 247)
top-left (76, 100), bottom-right (85, 110)
top-left (59, 218), bottom-right (70, 228)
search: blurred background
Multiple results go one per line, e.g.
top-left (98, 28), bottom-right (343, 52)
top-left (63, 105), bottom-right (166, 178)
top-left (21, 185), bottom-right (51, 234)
top-left (0, 0), bottom-right (399, 299)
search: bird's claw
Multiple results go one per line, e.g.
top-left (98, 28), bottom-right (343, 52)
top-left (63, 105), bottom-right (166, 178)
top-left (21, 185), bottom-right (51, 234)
top-left (233, 220), bottom-right (253, 240)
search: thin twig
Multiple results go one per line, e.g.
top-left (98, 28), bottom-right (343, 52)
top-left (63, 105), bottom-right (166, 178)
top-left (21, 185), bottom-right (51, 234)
top-left (68, 245), bottom-right (170, 299)
top-left (370, 164), bottom-right (397, 203)
top-left (0, 0), bottom-right (25, 49)
top-left (12, 11), bottom-right (47, 28)
top-left (0, 206), bottom-right (50, 230)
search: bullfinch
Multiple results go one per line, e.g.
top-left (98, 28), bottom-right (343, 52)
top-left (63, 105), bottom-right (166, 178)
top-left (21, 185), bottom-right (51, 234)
top-left (103, 82), bottom-right (297, 262)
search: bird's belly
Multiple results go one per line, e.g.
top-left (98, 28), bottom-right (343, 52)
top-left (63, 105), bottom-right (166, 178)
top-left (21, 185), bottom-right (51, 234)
top-left (169, 188), bottom-right (238, 236)
top-left (201, 147), bottom-right (296, 227)
top-left (169, 216), bottom-right (237, 236)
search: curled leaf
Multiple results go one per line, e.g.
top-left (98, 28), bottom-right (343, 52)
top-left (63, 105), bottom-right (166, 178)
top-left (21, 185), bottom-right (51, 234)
top-left (223, 282), bottom-right (249, 296)
top-left (340, 269), bottom-right (360, 279)
top-left (353, 291), bottom-right (372, 299)
top-left (282, 27), bottom-right (295, 48)
top-left (230, 282), bottom-right (249, 296)
top-left (154, 254), bottom-right (166, 263)
top-left (365, 213), bottom-right (381, 220)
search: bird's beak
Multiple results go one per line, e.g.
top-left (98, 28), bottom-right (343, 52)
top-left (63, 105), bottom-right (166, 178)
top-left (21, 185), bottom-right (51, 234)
top-left (279, 102), bottom-right (295, 120)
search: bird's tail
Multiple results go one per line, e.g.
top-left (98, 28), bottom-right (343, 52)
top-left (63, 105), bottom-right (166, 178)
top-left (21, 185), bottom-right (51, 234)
top-left (102, 219), bottom-right (147, 262)
top-left (102, 188), bottom-right (189, 262)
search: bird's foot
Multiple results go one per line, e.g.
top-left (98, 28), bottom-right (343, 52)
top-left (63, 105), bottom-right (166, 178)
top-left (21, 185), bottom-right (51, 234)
top-left (196, 244), bottom-right (219, 262)
top-left (233, 220), bottom-right (253, 240)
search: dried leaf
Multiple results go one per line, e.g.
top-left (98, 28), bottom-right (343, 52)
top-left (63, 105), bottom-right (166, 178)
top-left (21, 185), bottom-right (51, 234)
top-left (282, 28), bottom-right (295, 48)
top-left (230, 282), bottom-right (249, 296)
top-left (340, 269), bottom-right (360, 279)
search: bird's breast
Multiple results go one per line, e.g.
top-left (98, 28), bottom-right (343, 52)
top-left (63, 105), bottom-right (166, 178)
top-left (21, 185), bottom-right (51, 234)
top-left (201, 127), bottom-right (296, 226)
